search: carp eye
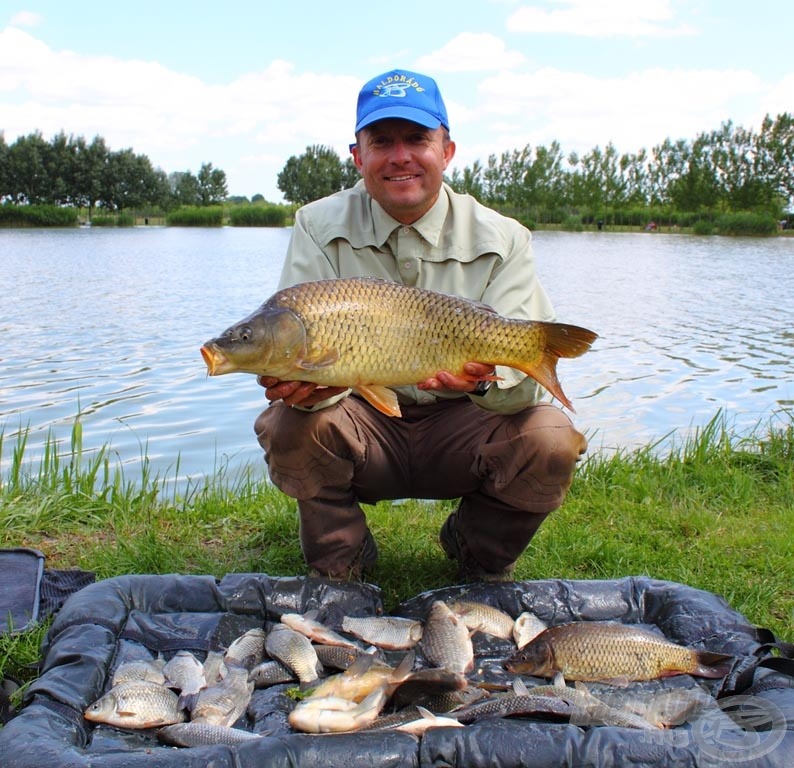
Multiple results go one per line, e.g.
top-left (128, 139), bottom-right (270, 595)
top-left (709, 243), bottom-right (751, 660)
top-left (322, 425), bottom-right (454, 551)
top-left (238, 325), bottom-right (253, 342)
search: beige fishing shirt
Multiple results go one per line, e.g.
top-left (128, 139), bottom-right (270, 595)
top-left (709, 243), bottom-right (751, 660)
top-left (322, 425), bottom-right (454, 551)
top-left (278, 180), bottom-right (555, 414)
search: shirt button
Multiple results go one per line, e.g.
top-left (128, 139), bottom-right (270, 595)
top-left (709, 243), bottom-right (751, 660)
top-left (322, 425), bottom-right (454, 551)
top-left (403, 261), bottom-right (413, 270)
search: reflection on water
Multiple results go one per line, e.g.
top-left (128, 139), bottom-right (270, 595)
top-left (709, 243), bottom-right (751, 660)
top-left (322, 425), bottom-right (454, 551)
top-left (1, 227), bottom-right (792, 483)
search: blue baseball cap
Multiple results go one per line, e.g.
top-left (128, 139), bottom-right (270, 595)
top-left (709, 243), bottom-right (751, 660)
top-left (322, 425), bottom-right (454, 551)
top-left (355, 70), bottom-right (450, 134)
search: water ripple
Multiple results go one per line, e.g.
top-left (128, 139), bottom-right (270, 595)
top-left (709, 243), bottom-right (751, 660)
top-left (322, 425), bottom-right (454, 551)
top-left (1, 227), bottom-right (793, 480)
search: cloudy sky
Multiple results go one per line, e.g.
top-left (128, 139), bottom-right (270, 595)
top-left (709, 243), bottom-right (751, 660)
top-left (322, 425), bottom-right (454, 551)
top-left (2, 0), bottom-right (791, 202)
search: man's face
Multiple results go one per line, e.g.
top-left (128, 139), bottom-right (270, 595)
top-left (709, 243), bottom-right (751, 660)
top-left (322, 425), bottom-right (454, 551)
top-left (352, 119), bottom-right (456, 224)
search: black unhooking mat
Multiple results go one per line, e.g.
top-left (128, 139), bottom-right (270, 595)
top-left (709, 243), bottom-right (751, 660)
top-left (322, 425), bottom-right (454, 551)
top-left (0, 574), bottom-right (792, 767)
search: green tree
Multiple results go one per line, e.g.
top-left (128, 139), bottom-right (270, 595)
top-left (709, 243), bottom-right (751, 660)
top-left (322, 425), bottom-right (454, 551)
top-left (73, 136), bottom-right (109, 215)
top-left (170, 171), bottom-right (201, 207)
top-left (5, 132), bottom-right (51, 204)
top-left (757, 112), bottom-right (794, 207)
top-left (341, 156), bottom-right (361, 190)
top-left (277, 144), bottom-right (347, 205)
top-left (447, 159), bottom-right (485, 200)
top-left (197, 162), bottom-right (228, 205)
top-left (0, 132), bottom-right (8, 198)
top-left (99, 149), bottom-right (161, 211)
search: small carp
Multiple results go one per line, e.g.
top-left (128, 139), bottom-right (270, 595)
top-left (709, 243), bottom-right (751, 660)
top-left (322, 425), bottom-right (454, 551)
top-left (521, 677), bottom-right (658, 730)
top-left (249, 659), bottom-right (297, 688)
top-left (421, 601), bottom-right (474, 675)
top-left (191, 665), bottom-right (253, 728)
top-left (449, 600), bottom-right (515, 640)
top-left (341, 615), bottom-right (424, 650)
top-left (84, 680), bottom-right (186, 729)
top-left (314, 643), bottom-right (366, 671)
top-left (111, 657), bottom-right (166, 686)
top-left (513, 611), bottom-right (548, 649)
top-left (203, 650), bottom-right (228, 684)
top-left (504, 621), bottom-right (734, 682)
top-left (281, 610), bottom-right (361, 650)
top-left (288, 687), bottom-right (387, 733)
top-left (453, 692), bottom-right (572, 724)
top-left (158, 721), bottom-right (262, 747)
top-left (265, 623), bottom-right (323, 684)
top-left (201, 277), bottom-right (597, 416)
top-left (163, 650), bottom-right (207, 710)
top-left (394, 706), bottom-right (465, 735)
top-left (307, 652), bottom-right (413, 703)
top-left (224, 627), bottom-right (267, 670)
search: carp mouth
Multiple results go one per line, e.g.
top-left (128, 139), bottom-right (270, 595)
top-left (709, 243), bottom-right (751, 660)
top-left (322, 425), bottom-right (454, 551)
top-left (200, 343), bottom-right (233, 376)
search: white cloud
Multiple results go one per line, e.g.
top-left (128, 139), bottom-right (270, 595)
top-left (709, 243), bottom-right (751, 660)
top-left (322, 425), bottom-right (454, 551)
top-left (442, 63), bottom-right (770, 184)
top-left (9, 11), bottom-right (42, 27)
top-left (507, 0), bottom-right (696, 37)
top-left (415, 32), bottom-right (526, 72)
top-left (0, 28), bottom-right (359, 197)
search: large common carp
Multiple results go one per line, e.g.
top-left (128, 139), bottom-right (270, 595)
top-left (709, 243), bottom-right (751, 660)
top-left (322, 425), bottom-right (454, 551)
top-left (201, 277), bottom-right (597, 417)
top-left (503, 621), bottom-right (734, 683)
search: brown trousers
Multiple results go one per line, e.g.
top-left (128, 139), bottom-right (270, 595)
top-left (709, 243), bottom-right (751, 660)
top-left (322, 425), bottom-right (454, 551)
top-left (254, 397), bottom-right (587, 574)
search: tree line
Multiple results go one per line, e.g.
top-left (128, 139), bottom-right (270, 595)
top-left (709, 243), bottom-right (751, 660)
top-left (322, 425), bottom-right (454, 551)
top-left (0, 131), bottom-right (228, 216)
top-left (277, 113), bottom-right (794, 228)
top-left (447, 113), bottom-right (793, 222)
top-left (3, 112), bottom-right (792, 227)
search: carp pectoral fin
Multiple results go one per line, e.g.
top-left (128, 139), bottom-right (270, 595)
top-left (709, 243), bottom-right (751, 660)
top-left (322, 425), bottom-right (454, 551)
top-left (296, 349), bottom-right (339, 371)
top-left (355, 385), bottom-right (402, 417)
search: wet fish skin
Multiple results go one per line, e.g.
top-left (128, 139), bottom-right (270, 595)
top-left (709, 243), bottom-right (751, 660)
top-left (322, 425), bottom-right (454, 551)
top-left (158, 721), bottom-right (262, 747)
top-left (341, 615), bottom-right (424, 650)
top-left (281, 610), bottom-right (362, 650)
top-left (513, 611), bottom-right (548, 649)
top-left (224, 627), bottom-right (267, 670)
top-left (191, 665), bottom-right (254, 728)
top-left (421, 600), bottom-right (474, 675)
top-left (449, 600), bottom-right (515, 640)
top-left (504, 621), bottom-right (734, 682)
top-left (520, 677), bottom-right (659, 730)
top-left (307, 652), bottom-right (413, 703)
top-left (314, 643), bottom-right (368, 671)
top-left (394, 706), bottom-right (465, 735)
top-left (249, 659), bottom-right (297, 688)
top-left (111, 657), bottom-right (166, 686)
top-left (203, 650), bottom-right (228, 685)
top-left (453, 692), bottom-right (573, 724)
top-left (201, 277), bottom-right (598, 416)
top-left (163, 650), bottom-right (207, 710)
top-left (84, 680), bottom-right (186, 729)
top-left (288, 687), bottom-right (388, 733)
top-left (265, 623), bottom-right (323, 684)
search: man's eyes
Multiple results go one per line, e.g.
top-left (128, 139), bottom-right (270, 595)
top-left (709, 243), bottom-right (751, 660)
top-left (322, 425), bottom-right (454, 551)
top-left (370, 134), bottom-right (430, 147)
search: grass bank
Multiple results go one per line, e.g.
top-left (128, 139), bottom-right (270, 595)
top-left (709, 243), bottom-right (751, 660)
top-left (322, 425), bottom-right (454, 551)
top-left (1, 412), bottom-right (792, 695)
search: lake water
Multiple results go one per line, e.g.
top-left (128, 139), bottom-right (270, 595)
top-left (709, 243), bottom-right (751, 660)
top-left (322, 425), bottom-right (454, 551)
top-left (1, 226), bottom-right (792, 485)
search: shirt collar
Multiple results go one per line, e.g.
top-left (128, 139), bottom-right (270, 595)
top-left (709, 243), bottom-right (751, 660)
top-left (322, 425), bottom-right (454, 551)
top-left (371, 187), bottom-right (449, 248)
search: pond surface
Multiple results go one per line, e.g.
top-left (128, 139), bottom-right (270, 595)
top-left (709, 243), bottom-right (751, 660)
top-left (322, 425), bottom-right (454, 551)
top-left (1, 226), bottom-right (792, 484)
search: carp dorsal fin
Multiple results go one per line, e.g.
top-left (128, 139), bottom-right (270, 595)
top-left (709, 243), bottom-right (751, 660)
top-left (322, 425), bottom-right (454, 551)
top-left (355, 385), bottom-right (402, 417)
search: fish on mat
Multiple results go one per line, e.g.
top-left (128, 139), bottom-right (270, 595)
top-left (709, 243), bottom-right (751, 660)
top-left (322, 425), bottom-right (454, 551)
top-left (340, 615), bottom-right (424, 650)
top-left (201, 277), bottom-right (597, 416)
top-left (84, 680), bottom-right (186, 729)
top-left (157, 721), bottom-right (262, 747)
top-left (421, 600), bottom-right (474, 675)
top-left (503, 621), bottom-right (734, 683)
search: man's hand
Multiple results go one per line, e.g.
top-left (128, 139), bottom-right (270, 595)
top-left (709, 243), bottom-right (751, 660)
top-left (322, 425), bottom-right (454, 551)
top-left (416, 362), bottom-right (496, 393)
top-left (257, 377), bottom-right (349, 408)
